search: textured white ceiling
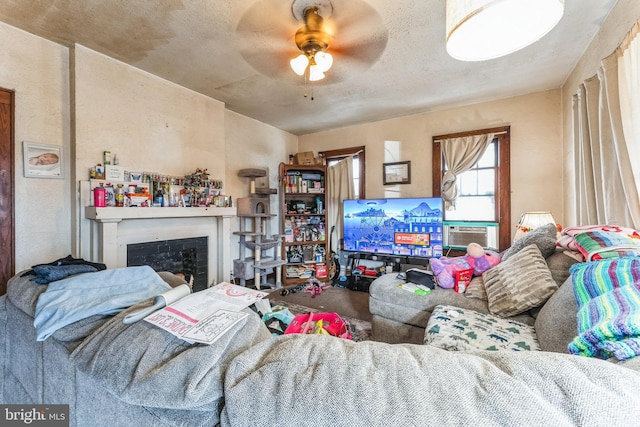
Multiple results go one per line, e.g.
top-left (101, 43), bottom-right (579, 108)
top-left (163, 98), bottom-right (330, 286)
top-left (0, 0), bottom-right (619, 135)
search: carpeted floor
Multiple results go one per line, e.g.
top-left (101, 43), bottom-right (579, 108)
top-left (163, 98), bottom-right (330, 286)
top-left (263, 284), bottom-right (373, 342)
top-left (265, 285), bottom-right (372, 321)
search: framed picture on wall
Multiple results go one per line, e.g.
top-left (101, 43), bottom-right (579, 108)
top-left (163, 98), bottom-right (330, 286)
top-left (383, 161), bottom-right (411, 185)
top-left (23, 141), bottom-right (63, 179)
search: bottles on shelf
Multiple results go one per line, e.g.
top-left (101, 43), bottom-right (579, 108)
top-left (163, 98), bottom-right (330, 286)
top-left (279, 162), bottom-right (329, 285)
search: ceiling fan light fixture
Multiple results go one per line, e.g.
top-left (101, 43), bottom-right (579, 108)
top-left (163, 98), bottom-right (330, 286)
top-left (290, 6), bottom-right (333, 81)
top-left (446, 0), bottom-right (565, 61)
top-left (308, 64), bottom-right (326, 81)
top-left (290, 54), bottom-right (309, 75)
top-left (314, 51), bottom-right (333, 72)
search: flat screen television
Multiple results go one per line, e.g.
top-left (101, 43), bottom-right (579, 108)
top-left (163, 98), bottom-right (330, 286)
top-left (343, 197), bottom-right (444, 258)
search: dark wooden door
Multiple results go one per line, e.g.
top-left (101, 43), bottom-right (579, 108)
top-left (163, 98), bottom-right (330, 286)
top-left (0, 89), bottom-right (14, 295)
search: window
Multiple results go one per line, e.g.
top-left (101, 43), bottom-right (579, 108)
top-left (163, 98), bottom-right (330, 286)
top-left (432, 127), bottom-right (511, 250)
top-left (320, 146), bottom-right (365, 199)
top-left (445, 140), bottom-right (497, 222)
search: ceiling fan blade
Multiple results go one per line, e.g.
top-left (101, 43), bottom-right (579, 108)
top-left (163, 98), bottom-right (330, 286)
top-left (235, 0), bottom-right (301, 78)
top-left (235, 0), bottom-right (389, 82)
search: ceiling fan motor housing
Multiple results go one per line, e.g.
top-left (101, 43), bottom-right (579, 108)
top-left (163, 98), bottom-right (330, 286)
top-left (295, 7), bottom-right (331, 55)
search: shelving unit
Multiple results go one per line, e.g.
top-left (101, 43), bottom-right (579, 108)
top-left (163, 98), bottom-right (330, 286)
top-left (279, 162), bottom-right (329, 285)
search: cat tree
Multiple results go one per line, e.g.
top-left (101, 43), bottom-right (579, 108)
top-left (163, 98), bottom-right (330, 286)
top-left (233, 168), bottom-right (285, 289)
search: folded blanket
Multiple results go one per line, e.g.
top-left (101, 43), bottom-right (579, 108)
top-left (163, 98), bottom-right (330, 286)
top-left (573, 230), bottom-right (640, 261)
top-left (34, 266), bottom-right (171, 341)
top-left (569, 257), bottom-right (640, 360)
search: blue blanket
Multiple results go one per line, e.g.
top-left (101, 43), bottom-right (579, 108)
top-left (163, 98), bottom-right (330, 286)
top-left (34, 266), bottom-right (171, 341)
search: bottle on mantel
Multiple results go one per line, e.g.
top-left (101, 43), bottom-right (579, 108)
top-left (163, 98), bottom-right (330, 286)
top-left (155, 189), bottom-right (164, 207)
top-left (115, 184), bottom-right (125, 207)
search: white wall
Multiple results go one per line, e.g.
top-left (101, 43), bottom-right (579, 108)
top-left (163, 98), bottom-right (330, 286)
top-left (561, 0), bottom-right (640, 225)
top-left (2, 23), bottom-right (296, 273)
top-left (0, 22), bottom-right (71, 271)
top-left (73, 45), bottom-right (227, 181)
top-left (224, 109), bottom-right (297, 241)
top-left (299, 90), bottom-right (563, 239)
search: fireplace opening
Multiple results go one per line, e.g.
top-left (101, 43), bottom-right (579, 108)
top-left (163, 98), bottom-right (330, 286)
top-left (127, 237), bottom-right (208, 292)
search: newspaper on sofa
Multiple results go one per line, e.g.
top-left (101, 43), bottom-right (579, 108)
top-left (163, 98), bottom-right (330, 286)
top-left (125, 282), bottom-right (267, 344)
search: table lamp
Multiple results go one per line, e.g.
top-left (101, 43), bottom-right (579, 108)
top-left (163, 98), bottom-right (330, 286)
top-left (513, 211), bottom-right (557, 242)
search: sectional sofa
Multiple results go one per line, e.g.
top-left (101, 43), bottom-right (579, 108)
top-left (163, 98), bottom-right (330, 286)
top-left (2, 233), bottom-right (640, 426)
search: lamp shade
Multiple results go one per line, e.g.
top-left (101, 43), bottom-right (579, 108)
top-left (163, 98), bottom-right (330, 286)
top-left (314, 51), bottom-right (333, 72)
top-left (308, 65), bottom-right (326, 81)
top-left (290, 54), bottom-right (309, 76)
top-left (513, 211), bottom-right (557, 242)
top-left (446, 0), bottom-right (565, 61)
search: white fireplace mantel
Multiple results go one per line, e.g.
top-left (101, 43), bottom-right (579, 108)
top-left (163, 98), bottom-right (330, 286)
top-left (82, 206), bottom-right (236, 285)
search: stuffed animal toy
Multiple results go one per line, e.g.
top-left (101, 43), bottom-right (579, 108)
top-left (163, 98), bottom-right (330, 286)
top-left (464, 242), bottom-right (501, 276)
top-left (428, 243), bottom-right (501, 289)
top-left (428, 256), bottom-right (473, 289)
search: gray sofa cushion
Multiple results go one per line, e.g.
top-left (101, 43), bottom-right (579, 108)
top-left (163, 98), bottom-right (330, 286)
top-left (221, 334), bottom-right (640, 426)
top-left (545, 250), bottom-right (580, 286)
top-left (534, 277), bottom-right (578, 353)
top-left (501, 222), bottom-right (558, 261)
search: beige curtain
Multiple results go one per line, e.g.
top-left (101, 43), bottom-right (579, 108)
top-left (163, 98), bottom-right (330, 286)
top-left (573, 25), bottom-right (640, 228)
top-left (618, 20), bottom-right (640, 228)
top-left (326, 157), bottom-right (355, 250)
top-left (440, 133), bottom-right (494, 210)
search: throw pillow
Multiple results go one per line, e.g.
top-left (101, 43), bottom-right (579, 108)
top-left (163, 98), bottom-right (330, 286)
top-left (501, 222), bottom-right (558, 262)
top-left (464, 276), bottom-right (487, 301)
top-left (424, 304), bottom-right (540, 351)
top-left (483, 244), bottom-right (558, 318)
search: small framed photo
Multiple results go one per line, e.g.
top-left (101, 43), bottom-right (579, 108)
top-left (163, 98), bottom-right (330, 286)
top-left (383, 161), bottom-right (411, 185)
top-left (23, 141), bottom-right (63, 179)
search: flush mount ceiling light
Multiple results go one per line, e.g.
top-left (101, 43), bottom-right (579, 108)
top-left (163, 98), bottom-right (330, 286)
top-left (290, 6), bottom-right (333, 81)
top-left (446, 0), bottom-right (565, 61)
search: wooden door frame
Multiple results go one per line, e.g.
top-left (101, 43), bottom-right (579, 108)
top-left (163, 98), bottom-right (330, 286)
top-left (0, 88), bottom-right (15, 295)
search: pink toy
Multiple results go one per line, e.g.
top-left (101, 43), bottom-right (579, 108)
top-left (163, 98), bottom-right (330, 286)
top-left (464, 242), bottom-right (501, 276)
top-left (428, 243), bottom-right (501, 289)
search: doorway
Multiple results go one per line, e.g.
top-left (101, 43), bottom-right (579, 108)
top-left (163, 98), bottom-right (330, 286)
top-left (0, 88), bottom-right (14, 295)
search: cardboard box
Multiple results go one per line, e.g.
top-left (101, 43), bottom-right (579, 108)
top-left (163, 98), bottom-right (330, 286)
top-left (294, 151), bottom-right (314, 165)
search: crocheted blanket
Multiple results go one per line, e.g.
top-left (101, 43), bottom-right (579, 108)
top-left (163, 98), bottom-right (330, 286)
top-left (569, 257), bottom-right (640, 360)
top-left (573, 229), bottom-right (640, 261)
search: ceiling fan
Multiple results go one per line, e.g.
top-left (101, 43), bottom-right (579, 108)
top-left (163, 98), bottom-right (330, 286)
top-left (236, 0), bottom-right (388, 84)
top-left (289, 6), bottom-right (334, 81)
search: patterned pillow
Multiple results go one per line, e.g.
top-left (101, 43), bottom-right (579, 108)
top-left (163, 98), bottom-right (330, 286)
top-left (483, 244), bottom-right (558, 317)
top-left (464, 276), bottom-right (487, 301)
top-left (501, 222), bottom-right (558, 262)
top-left (424, 304), bottom-right (540, 352)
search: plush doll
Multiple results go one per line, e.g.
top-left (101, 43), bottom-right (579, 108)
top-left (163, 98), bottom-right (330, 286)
top-left (464, 242), bottom-right (501, 276)
top-left (428, 256), bottom-right (473, 289)
top-left (428, 243), bottom-right (501, 289)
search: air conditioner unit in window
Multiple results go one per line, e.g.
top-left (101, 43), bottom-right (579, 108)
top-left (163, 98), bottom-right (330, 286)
top-left (443, 221), bottom-right (499, 251)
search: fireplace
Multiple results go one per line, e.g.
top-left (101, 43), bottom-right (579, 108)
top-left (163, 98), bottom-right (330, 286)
top-left (127, 237), bottom-right (208, 291)
top-left (81, 187), bottom-right (236, 286)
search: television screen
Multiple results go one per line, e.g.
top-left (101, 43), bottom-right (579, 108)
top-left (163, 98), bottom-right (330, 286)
top-left (343, 197), bottom-right (444, 258)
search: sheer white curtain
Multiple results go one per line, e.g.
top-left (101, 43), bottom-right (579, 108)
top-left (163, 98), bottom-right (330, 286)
top-left (572, 22), bottom-right (640, 228)
top-left (326, 157), bottom-right (355, 250)
top-left (440, 133), bottom-right (494, 209)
